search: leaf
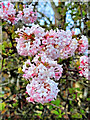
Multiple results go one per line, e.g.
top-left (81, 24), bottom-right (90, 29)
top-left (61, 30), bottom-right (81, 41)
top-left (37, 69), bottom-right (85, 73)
top-left (73, 94), bottom-right (76, 99)
top-left (51, 110), bottom-right (59, 115)
top-left (9, 42), bottom-right (12, 48)
top-left (9, 49), bottom-right (13, 53)
top-left (80, 109), bottom-right (85, 114)
top-left (72, 113), bottom-right (82, 118)
top-left (82, 10), bottom-right (86, 16)
top-left (12, 33), bottom-right (15, 39)
top-left (18, 67), bottom-right (23, 73)
top-left (2, 21), bottom-right (7, 25)
top-left (51, 99), bottom-right (60, 106)
top-left (87, 98), bottom-right (90, 101)
top-left (39, 105), bottom-right (43, 110)
top-left (49, 105), bottom-right (53, 110)
top-left (3, 41), bottom-right (7, 47)
top-left (0, 102), bottom-right (6, 111)
top-left (13, 102), bottom-right (18, 107)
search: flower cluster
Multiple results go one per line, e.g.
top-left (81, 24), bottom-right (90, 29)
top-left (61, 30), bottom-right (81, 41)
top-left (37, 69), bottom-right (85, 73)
top-left (22, 53), bottom-right (63, 80)
top-left (15, 25), bottom-right (45, 56)
top-left (78, 35), bottom-right (88, 54)
top-left (26, 78), bottom-right (59, 104)
top-left (15, 25), bottom-right (79, 59)
top-left (22, 53), bottom-right (63, 104)
top-left (15, 23), bottom-right (88, 104)
top-left (42, 29), bottom-right (78, 59)
top-left (0, 2), bottom-right (18, 24)
top-left (17, 4), bottom-right (37, 24)
top-left (79, 56), bottom-right (88, 79)
top-left (0, 2), bottom-right (37, 24)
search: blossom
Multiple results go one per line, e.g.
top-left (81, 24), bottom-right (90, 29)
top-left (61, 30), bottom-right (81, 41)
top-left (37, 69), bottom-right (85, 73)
top-left (0, 2), bottom-right (18, 24)
top-left (59, 38), bottom-right (78, 59)
top-left (79, 56), bottom-right (88, 79)
top-left (15, 25), bottom-right (45, 56)
top-left (26, 78), bottom-right (59, 104)
top-left (22, 53), bottom-right (63, 81)
top-left (17, 4), bottom-right (37, 24)
top-left (15, 25), bottom-right (78, 59)
top-left (78, 35), bottom-right (88, 54)
top-left (42, 29), bottom-right (78, 59)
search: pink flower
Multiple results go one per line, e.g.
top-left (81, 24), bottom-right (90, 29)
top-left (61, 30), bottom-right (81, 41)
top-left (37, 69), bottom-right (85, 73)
top-left (0, 2), bottom-right (18, 24)
top-left (26, 78), bottom-right (59, 104)
top-left (17, 4), bottom-right (37, 24)
top-left (22, 53), bottom-right (63, 81)
top-left (15, 25), bottom-right (45, 56)
top-left (79, 56), bottom-right (88, 79)
top-left (42, 29), bottom-right (78, 59)
top-left (78, 35), bottom-right (88, 54)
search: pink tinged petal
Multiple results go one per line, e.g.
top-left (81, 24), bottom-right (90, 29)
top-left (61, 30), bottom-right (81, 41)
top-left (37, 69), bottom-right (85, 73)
top-left (79, 71), bottom-right (83, 74)
top-left (79, 66), bottom-right (81, 69)
top-left (48, 99), bottom-right (51, 102)
top-left (25, 91), bottom-right (28, 94)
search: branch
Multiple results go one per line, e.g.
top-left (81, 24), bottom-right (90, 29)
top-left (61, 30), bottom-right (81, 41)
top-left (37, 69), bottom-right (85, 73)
top-left (50, 2), bottom-right (60, 26)
top-left (37, 11), bottom-right (52, 23)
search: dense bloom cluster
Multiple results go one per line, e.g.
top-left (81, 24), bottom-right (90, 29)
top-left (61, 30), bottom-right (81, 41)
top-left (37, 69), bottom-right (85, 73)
top-left (15, 25), bottom-right (79, 59)
top-left (26, 78), bottom-right (59, 104)
top-left (22, 53), bottom-right (63, 81)
top-left (42, 29), bottom-right (78, 59)
top-left (79, 56), bottom-right (88, 79)
top-left (0, 2), bottom-right (37, 24)
top-left (0, 2), bottom-right (18, 24)
top-left (22, 53), bottom-right (62, 104)
top-left (15, 25), bottom-right (45, 56)
top-left (17, 4), bottom-right (37, 24)
top-left (78, 35), bottom-right (88, 54)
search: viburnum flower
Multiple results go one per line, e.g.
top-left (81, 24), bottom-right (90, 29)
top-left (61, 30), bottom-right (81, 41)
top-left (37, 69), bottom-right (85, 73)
top-left (0, 2), bottom-right (18, 24)
top-left (17, 4), bottom-right (37, 24)
top-left (59, 38), bottom-right (78, 59)
top-left (42, 29), bottom-right (78, 59)
top-left (15, 25), bottom-right (45, 56)
top-left (77, 35), bottom-right (88, 54)
top-left (79, 56), bottom-right (88, 79)
top-left (15, 25), bottom-right (78, 59)
top-left (22, 53), bottom-right (63, 81)
top-left (26, 78), bottom-right (59, 104)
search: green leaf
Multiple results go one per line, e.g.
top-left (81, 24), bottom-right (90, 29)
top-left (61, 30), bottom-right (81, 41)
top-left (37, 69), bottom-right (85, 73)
top-left (3, 41), bottom-right (7, 47)
top-left (58, 115), bottom-right (62, 118)
top-left (18, 67), bottom-right (23, 73)
top-left (2, 21), bottom-right (7, 25)
top-left (80, 109), bottom-right (85, 114)
top-left (87, 98), bottom-right (90, 101)
top-left (51, 110), bottom-right (59, 115)
top-left (0, 102), bottom-right (6, 111)
top-left (82, 10), bottom-right (86, 16)
top-left (69, 100), bottom-right (72, 105)
top-left (73, 94), bottom-right (76, 99)
top-left (9, 49), bottom-right (13, 53)
top-left (51, 99), bottom-right (60, 106)
top-left (72, 113), bottom-right (82, 118)
top-left (49, 105), bottom-right (53, 110)
top-left (9, 42), bottom-right (12, 48)
top-left (39, 105), bottom-right (43, 110)
top-left (13, 102), bottom-right (18, 107)
top-left (12, 33), bottom-right (15, 39)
